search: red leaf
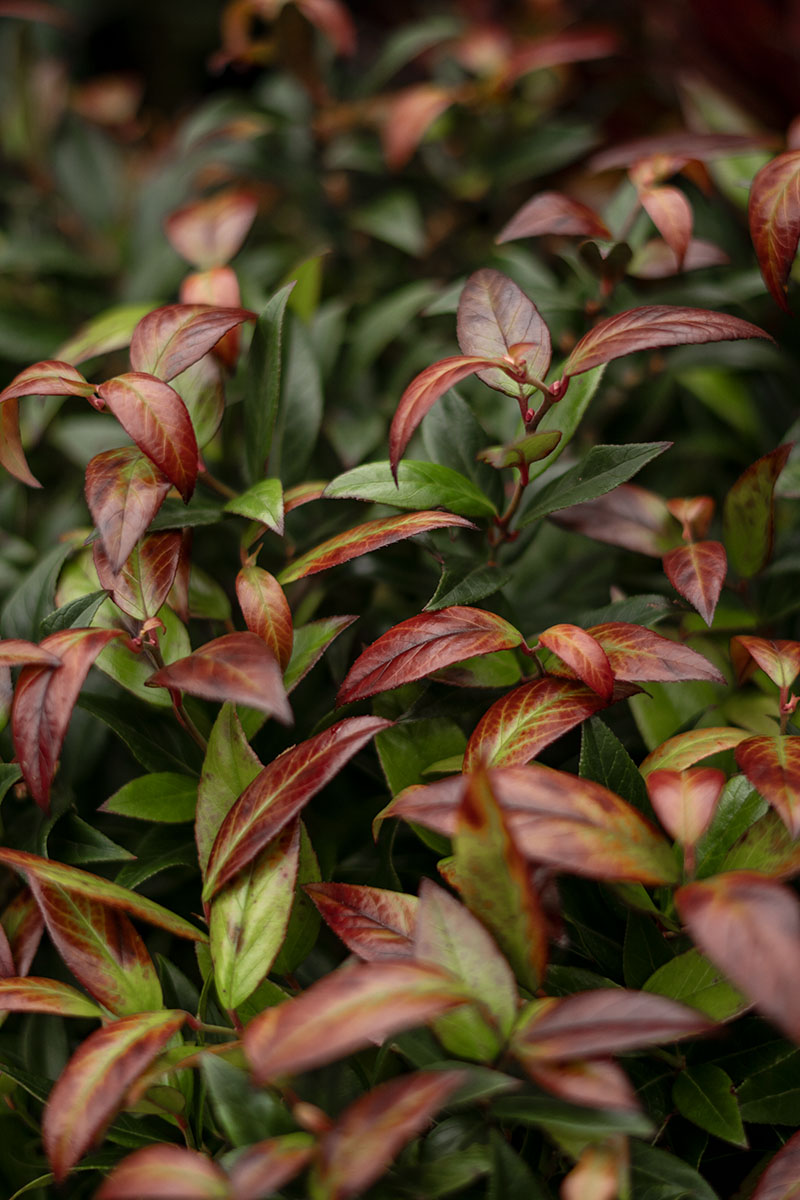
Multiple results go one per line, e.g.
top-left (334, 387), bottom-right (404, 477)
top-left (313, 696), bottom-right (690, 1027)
top-left (663, 541), bottom-right (727, 626)
top-left (0, 359), bottom-right (95, 406)
top-left (0, 977), bottom-right (104, 1019)
top-left (1, 887), bottom-right (44, 975)
top-left (96, 373), bottom-right (198, 501)
top-left (243, 959), bottom-right (468, 1084)
top-left (94, 531), bottom-right (182, 623)
top-left (735, 736), bottom-right (800, 837)
top-left (731, 636), bottom-right (800, 689)
top-left (165, 187), bottom-right (258, 269)
top-left (525, 1058), bottom-right (639, 1112)
top-left (43, 1009), bottom-right (186, 1181)
top-left (337, 606), bottom-right (523, 706)
top-left (129, 304), bottom-right (255, 382)
top-left (180, 267), bottom-right (243, 371)
top-left (0, 639), bottom-right (61, 668)
top-left (204, 716), bottom-right (391, 900)
top-left (12, 628), bottom-right (123, 808)
top-left (297, 0), bottom-right (356, 56)
top-left (638, 185), bottom-right (692, 268)
top-left (665, 496), bottom-right (715, 540)
top-left (629, 237), bottom-right (729, 279)
top-left (278, 511), bottom-right (476, 583)
top-left (463, 676), bottom-right (609, 769)
top-left (305, 882), bottom-right (417, 961)
top-left (549, 483), bottom-right (681, 557)
top-left (0, 924), bottom-right (14, 976)
top-left (538, 624), bottom-right (614, 700)
top-left (227, 1135), bottom-right (314, 1200)
top-left (497, 191), bottom-right (611, 243)
top-left (586, 622), bottom-right (725, 683)
top-left (318, 1071), bottom-right (466, 1200)
top-left (236, 566), bottom-right (293, 671)
top-left (752, 1128), bottom-right (800, 1200)
top-left (146, 632), bottom-right (292, 724)
top-left (590, 131), bottom-right (773, 173)
top-left (85, 448), bottom-right (172, 573)
top-left (457, 268), bottom-right (551, 398)
top-left (389, 357), bottom-right (509, 475)
top-left (676, 872), bottom-right (800, 1043)
top-left (0, 397), bottom-right (40, 487)
top-left (507, 27), bottom-right (619, 81)
top-left (561, 306), bottom-right (772, 381)
top-left (646, 768), bottom-right (726, 847)
top-left (640, 727), bottom-right (750, 776)
top-left (749, 150), bottom-right (800, 311)
top-left (382, 84), bottom-right (454, 170)
top-left (96, 1144), bottom-right (231, 1199)
top-left (723, 444), bottom-right (792, 579)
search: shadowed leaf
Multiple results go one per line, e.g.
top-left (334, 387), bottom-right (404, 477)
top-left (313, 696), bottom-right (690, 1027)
top-left (244, 283), bottom-right (295, 484)
top-left (0, 397), bottom-right (40, 487)
top-left (550, 482), bottom-right (681, 556)
top-left (663, 541), bottom-right (727, 626)
top-left (305, 882), bottom-right (417, 960)
top-left (130, 304), bottom-right (255, 382)
top-left (748, 150), bottom-right (800, 311)
top-left (497, 191), bottom-right (610, 243)
top-left (94, 532), bottom-right (182, 622)
top-left (590, 131), bottom-right (773, 172)
top-left (227, 1135), bottom-right (314, 1200)
top-left (165, 187), bottom-right (258, 269)
top-left (525, 1058), bottom-right (639, 1112)
top-left (736, 737), bottom-right (800, 836)
top-left (538, 624), bottom-right (614, 700)
top-left (85, 448), bottom-right (172, 573)
top-left (508, 26), bottom-right (619, 80)
top-left (0, 977), bottom-right (104, 1019)
top-left (236, 567), bottom-right (293, 670)
top-left (673, 1063), bottom-right (747, 1147)
top-left (752, 1128), bottom-right (800, 1199)
top-left (96, 373), bottom-right (198, 500)
top-left (723, 445), bottom-right (792, 578)
top-left (382, 83), bottom-right (454, 170)
top-left (457, 269), bottom-right (551, 396)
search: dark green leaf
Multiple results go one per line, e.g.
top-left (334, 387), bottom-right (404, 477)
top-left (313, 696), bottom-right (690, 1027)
top-left (425, 560), bottom-right (512, 611)
top-left (40, 591), bottom-right (108, 637)
top-left (1, 543), bottom-right (72, 641)
top-left (521, 442), bottom-right (672, 526)
top-left (737, 1049), bottom-right (800, 1123)
top-left (487, 1130), bottom-right (550, 1200)
top-left (673, 1064), bottom-right (747, 1146)
top-left (324, 460), bottom-right (497, 517)
top-left (629, 1141), bottom-right (719, 1200)
top-left (244, 282), bottom-right (295, 484)
top-left (201, 1055), bottom-right (294, 1147)
top-left (695, 776), bottom-right (768, 877)
top-left (580, 716), bottom-right (652, 816)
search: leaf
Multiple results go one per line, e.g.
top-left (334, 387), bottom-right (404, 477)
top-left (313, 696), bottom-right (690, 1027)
top-left (305, 882), bottom-right (417, 960)
top-left (723, 444), bottom-right (792, 578)
top-left (317, 1070), bottom-right (466, 1200)
top-left (101, 772), bottom-right (198, 823)
top-left (646, 768), bottom-right (726, 848)
top-left (497, 191), bottom-right (611, 243)
top-left (752, 1129), bottom-right (800, 1199)
top-left (527, 1057), bottom-right (639, 1113)
top-left (42, 1010), bottom-right (186, 1182)
top-left (639, 185), bottom-right (692, 267)
top-left (527, 365), bottom-right (607, 484)
top-left (283, 614), bottom-right (356, 694)
top-left (663, 541), bottom-right (727, 626)
top-left (223, 479), bottom-right (284, 534)
top-left (147, 632), bottom-right (292, 724)
top-left (337, 607), bottom-right (523, 705)
top-left (196, 703), bottom-right (262, 876)
top-left (96, 373), bottom-right (198, 501)
top-left (735, 736), bottom-right (800, 836)
top-left (629, 236), bottom-right (730, 279)
top-left (0, 977), bottom-right (104, 1019)
top-left (676, 872), bottom-right (800, 1041)
top-left (93, 532), bottom-right (182, 623)
top-left (748, 150), bottom-right (800, 311)
top-left (560, 306), bottom-right (772, 381)
top-left (244, 283), bottom-right (295, 484)
top-left (204, 716), bottom-right (391, 900)
top-left (165, 186), bottom-right (258, 269)
top-left (673, 1063), bottom-right (747, 1147)
top-left (628, 1142), bottom-right (720, 1200)
top-left (323, 459), bottom-right (497, 518)
top-left (456, 269), bottom-right (551, 396)
top-left (640, 726), bottom-right (749, 776)
top-left (550, 482), bottom-right (681, 556)
top-left (0, 638), bottom-right (61, 667)
top-left (643, 947), bottom-right (749, 1021)
top-left (226, 1134), bottom-right (314, 1200)
top-left (95, 1144), bottom-right (231, 1199)
top-left (0, 396), bottom-right (39, 487)
top-left (381, 83), bottom-right (454, 170)
top-left (235, 567), bottom-right (293, 671)
top-left (0, 359), bottom-right (95, 405)
top-left (731, 636), bottom-right (800, 689)
top-left (55, 302), bottom-right (153, 365)
top-left (538, 624), bottom-right (614, 700)
top-left (85, 448), bottom-right (172, 573)
top-left (1, 887), bottom-right (44, 976)
top-left (243, 959), bottom-right (468, 1083)
top-left (580, 716), bottom-right (651, 815)
top-left (586, 622), bottom-right (725, 684)
top-left (278, 511), bottom-right (475, 584)
top-left (477, 430), bottom-right (562, 472)
top-left (12, 627), bottom-right (123, 808)
top-left (521, 442), bottom-right (672, 525)
top-left (129, 304), bottom-right (254, 382)
top-left (590, 130), bottom-right (773, 172)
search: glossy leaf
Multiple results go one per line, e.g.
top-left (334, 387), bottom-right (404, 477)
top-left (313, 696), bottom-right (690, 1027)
top-left (223, 478), bottom-right (284, 534)
top-left (96, 1144), bottom-right (231, 1199)
top-left (477, 430), bottom-right (562, 472)
top-left (204, 716), bottom-right (391, 900)
top-left (639, 185), bottom-right (692, 267)
top-left (456, 268), bottom-right (551, 396)
top-left (227, 1135), bottom-right (314, 1200)
top-left (337, 606), bottom-right (523, 705)
top-left (236, 566), bottom-right (293, 670)
top-left (646, 768), bottom-right (726, 847)
top-left (323, 459), bottom-right (497, 517)
top-left (736, 736), bottom-right (800, 836)
top-left (42, 1009), bottom-right (186, 1181)
top-left (640, 726), bottom-right (749, 776)
top-left (0, 977), bottom-right (104, 1019)
top-left (147, 632), bottom-right (292, 724)
top-left (497, 190), bottom-right (610, 243)
top-left (129, 304), bottom-right (255, 382)
top-left (382, 83), bottom-right (454, 170)
top-left (278, 511), bottom-right (475, 584)
top-left (305, 882), bottom-right (417, 960)
top-left (0, 396), bottom-right (39, 487)
top-left (752, 1129), bottom-right (800, 1200)
top-left (586, 622), bottom-right (725, 683)
top-left (663, 541), bottom-right (727, 626)
top-left (244, 959), bottom-right (468, 1083)
top-left (561, 306), bottom-right (772, 381)
top-left (748, 150), bottom-right (800, 311)
top-left (590, 130), bottom-right (773, 172)
top-left (0, 359), bottom-right (95, 406)
top-left (522, 442), bottom-right (672, 525)
top-left (676, 872), bottom-right (800, 1042)
top-left (724, 444), bottom-right (792, 578)
top-left (165, 186), bottom-right (258, 269)
top-left (527, 1058), bottom-right (638, 1113)
top-left (85, 447), bottom-right (172, 573)
top-left (94, 532), bottom-right (182, 622)
top-left (96, 373), bottom-right (198, 501)
top-left (731, 636), bottom-right (800, 689)
top-left (550, 482), bottom-right (681, 556)
top-left (538, 624), bottom-right (614, 700)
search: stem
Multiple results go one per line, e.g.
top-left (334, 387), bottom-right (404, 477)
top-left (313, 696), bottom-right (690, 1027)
top-left (199, 469), bottom-right (236, 500)
top-left (525, 392), bottom-right (557, 433)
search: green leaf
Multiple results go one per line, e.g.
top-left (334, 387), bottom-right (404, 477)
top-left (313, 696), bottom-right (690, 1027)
top-left (196, 703), bottom-right (262, 875)
top-left (101, 773), bottom-right (198, 823)
top-left (737, 1049), bottom-right (800, 1123)
top-left (487, 1131), bottom-right (550, 1200)
top-left (39, 591), bottom-right (108, 636)
top-left (491, 1094), bottom-right (652, 1143)
top-left (421, 390), bottom-right (503, 509)
top-left (520, 442), bottom-right (672, 526)
top-left (580, 716), bottom-right (652, 816)
top-left (0, 763), bottom-right (22, 807)
top-left (527, 364), bottom-right (606, 482)
top-left (415, 1145), bottom-right (493, 1198)
top-left (147, 499), bottom-right (224, 530)
top-left (244, 282), bottom-right (295, 484)
top-left (376, 719), bottom-right (467, 796)
top-left (723, 444), bottom-right (791, 578)
top-left (351, 191), bottom-right (426, 256)
top-left (55, 303), bottom-right (154, 365)
top-left (695, 775), bottom-right (767, 878)
top-left (623, 911), bottom-right (675, 989)
top-left (94, 603), bottom-right (191, 708)
top-left (200, 1056), bottom-right (294, 1147)
top-left (1, 543), bottom-right (72, 640)
top-left (673, 1064), bottom-right (746, 1146)
top-left (324, 460), bottom-right (497, 518)
top-left (271, 822), bottom-right (321, 975)
top-left (78, 691), bottom-right (203, 776)
top-left (629, 1141), bottom-right (720, 1200)
top-left (55, 813), bottom-right (136, 865)
top-left (283, 616), bottom-right (356, 695)
top-left (346, 280), bottom-right (439, 375)
top-left (425, 560), bottom-right (511, 611)
top-left (643, 948), bottom-right (748, 1021)
top-left (223, 479), bottom-right (284, 534)
top-left (274, 318), bottom-right (323, 486)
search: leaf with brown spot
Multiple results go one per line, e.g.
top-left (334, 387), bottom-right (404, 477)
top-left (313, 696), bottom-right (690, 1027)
top-left (723, 444), bottom-right (792, 578)
top-left (538, 624), bottom-right (614, 700)
top-left (94, 532), bottom-right (182, 622)
top-left (586, 622), bottom-right (725, 683)
top-left (457, 268), bottom-right (551, 397)
top-left (96, 373), bottom-right (198, 501)
top-left (85, 448), bottom-right (172, 573)
top-left (0, 359), bottom-right (95, 406)
top-left (0, 977), bottom-right (104, 1019)
top-left (736, 736), bottom-right (800, 837)
top-left (640, 727), bottom-right (750, 776)
top-left (497, 191), bottom-right (611, 243)
top-left (129, 304), bottom-right (255, 382)
top-left (550, 482), bottom-right (682, 556)
top-left (0, 397), bottom-right (40, 487)
top-left (749, 150), bottom-right (800, 311)
top-left (165, 187), bottom-right (259, 269)
top-left (382, 83), bottom-right (454, 170)
top-left (638, 185), bottom-right (692, 267)
top-left (96, 1144), bottom-right (231, 1199)
top-left (236, 566), bottom-right (293, 670)
top-left (731, 636), bottom-right (800, 689)
top-left (663, 541), bottom-right (727, 626)
top-left (305, 882), bottom-right (417, 961)
top-left (646, 768), bottom-right (726, 847)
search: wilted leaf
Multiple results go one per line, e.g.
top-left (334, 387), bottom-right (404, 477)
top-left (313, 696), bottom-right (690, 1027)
top-left (235, 567), bottom-right (293, 671)
top-left (456, 269), bottom-right (551, 396)
top-left (646, 768), bottom-right (725, 847)
top-left (538, 624), bottom-right (614, 700)
top-left (497, 190), bottom-right (611, 243)
top-left (0, 977), bottom-right (104, 1019)
top-left (323, 459), bottom-right (497, 517)
top-left (96, 373), bottom-right (198, 501)
top-left (723, 444), bottom-right (792, 578)
top-left (752, 1128), bottom-right (800, 1199)
top-left (638, 185), bottom-right (692, 267)
top-left (165, 187), bottom-right (258, 269)
top-left (305, 882), bottom-right (417, 960)
top-left (731, 636), bottom-right (800, 689)
top-left (550, 482), bottom-right (681, 556)
top-left (130, 304), bottom-right (255, 382)
top-left (0, 396), bottom-right (39, 487)
top-left (0, 359), bottom-right (95, 406)
top-left (663, 541), bottom-right (727, 626)
top-left (748, 150), bottom-right (800, 311)
top-left (382, 83), bottom-right (454, 170)
top-left (586, 622), bottom-right (725, 684)
top-left (85, 448), bottom-right (173, 573)
top-left (736, 736), bottom-right (800, 836)
top-left (94, 532), bottom-right (182, 622)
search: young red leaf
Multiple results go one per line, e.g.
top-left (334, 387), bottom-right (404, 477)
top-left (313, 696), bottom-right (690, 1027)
top-left (640, 727), bottom-right (750, 776)
top-left (752, 1128), bottom-right (800, 1200)
top-left (305, 882), bottom-right (417, 961)
top-left (278, 511), bottom-right (475, 583)
top-left (646, 767), bottom-right (726, 847)
top-left (550, 482), bottom-right (682, 556)
top-left (586, 622), bottom-right (725, 683)
top-left (0, 397), bottom-right (40, 487)
top-left (463, 676), bottom-right (609, 769)
top-left (723, 444), bottom-right (792, 578)
top-left (560, 306), bottom-right (772, 381)
top-left (337, 606), bottom-right (523, 706)
top-left (590, 130), bottom-right (773, 172)
top-left (456, 268), bottom-right (551, 397)
top-left (85, 447), bottom-right (173, 573)
top-left (666, 496), bottom-right (715, 540)
top-left (0, 639), bottom-right (62, 668)
top-left (526, 1058), bottom-right (639, 1113)
top-left (629, 237), bottom-right (729, 279)
top-left (0, 359), bottom-right (95, 406)
top-left (204, 716), bottom-right (391, 900)
top-left (180, 267), bottom-right (244, 371)
top-left (94, 531), bottom-right (181, 622)
top-left (243, 959), bottom-right (468, 1084)
top-left (0, 977), bottom-right (104, 1019)
top-left (12, 628), bottom-right (124, 808)
top-left (638, 185), bottom-right (692, 268)
top-left (129, 304), bottom-right (255, 382)
top-left (538, 624), bottom-right (614, 700)
top-left (735, 736), bottom-right (800, 836)
top-left (146, 632), bottom-right (292, 724)
top-left (748, 150), bottom-right (800, 311)
top-left (389, 357), bottom-right (510, 475)
top-left (226, 1135), bottom-right (314, 1200)
top-left (42, 1009), bottom-right (186, 1182)
top-left (317, 1070), bottom-right (466, 1200)
top-left (507, 26), bottom-right (619, 80)
top-left (95, 1144), bottom-right (231, 1200)
top-left (1, 887), bottom-right (44, 976)
top-left (165, 186), bottom-right (259, 269)
top-left (236, 566), bottom-right (293, 671)
top-left (96, 372), bottom-right (198, 501)
top-left (497, 191), bottom-right (611, 244)
top-left (296, 0), bottom-right (356, 55)
top-left (676, 872), bottom-right (800, 1042)
top-left (730, 636), bottom-right (800, 689)
top-left (382, 83), bottom-right (454, 170)
top-left (663, 541), bottom-right (727, 626)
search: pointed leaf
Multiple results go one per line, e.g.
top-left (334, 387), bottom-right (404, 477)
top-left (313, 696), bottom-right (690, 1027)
top-left (0, 359), bottom-right (95, 405)
top-left (223, 478), bottom-right (284, 534)
top-left (0, 396), bottom-right (40, 487)
top-left (749, 150), bottom-right (800, 311)
top-left (643, 946), bottom-right (749, 1021)
top-left (663, 541), bottom-right (727, 626)
top-left (204, 716), bottom-right (391, 900)
top-left (0, 977), bottom-right (104, 1019)
top-left (590, 130), bottom-right (773, 172)
top-left (456, 269), bottom-right (551, 396)
top-left (527, 1058), bottom-right (639, 1113)
top-left (731, 636), bottom-right (800, 689)
top-left (305, 882), bottom-right (417, 961)
top-left (497, 191), bottom-right (611, 243)
top-left (278, 511), bottom-right (475, 584)
top-left (55, 302), bottom-right (153, 365)
top-left (85, 448), bottom-right (172, 573)
top-left (243, 959), bottom-right (468, 1083)
top-left (94, 532), bottom-right (182, 622)
top-left (0, 639), bottom-right (61, 668)
top-left (227, 1135), bottom-right (314, 1200)
top-left (639, 185), bottom-right (692, 267)
top-left (147, 632), bottom-right (292, 724)
top-left (96, 373), bottom-right (198, 501)
top-left (42, 1009), bottom-right (186, 1181)
top-left (236, 567), bottom-right (293, 670)
top-left (723, 444), bottom-right (792, 578)
top-left (100, 772), bottom-right (198, 823)
top-left (165, 187), bottom-right (258, 269)
top-left (337, 606), bottom-right (523, 706)
top-left (522, 442), bottom-right (673, 525)
top-left (12, 628), bottom-right (123, 808)
top-left (676, 872), bottom-right (800, 1042)
top-left (323, 459), bottom-right (497, 518)
top-left (561, 306), bottom-right (772, 381)
top-left (96, 1144), bottom-right (231, 1199)
top-left (673, 1063), bottom-right (747, 1147)
top-left (284, 615), bottom-right (356, 693)
top-left (382, 83), bottom-right (454, 170)
top-left (130, 304), bottom-right (255, 382)
top-left (318, 1070), bottom-right (465, 1200)
top-left (646, 768), bottom-right (726, 847)
top-left (538, 624), bottom-right (614, 700)
top-left (196, 703), bottom-right (262, 876)
top-left (244, 283), bottom-right (295, 484)
top-left (477, 430), bottom-right (562, 471)
top-left (640, 727), bottom-right (749, 776)
top-left (1, 887), bottom-right (44, 976)
top-left (736, 736), bottom-right (800, 836)
top-left (550, 482), bottom-right (681, 556)
top-left (752, 1129), bottom-right (800, 1200)
top-left (586, 622), bottom-right (725, 683)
